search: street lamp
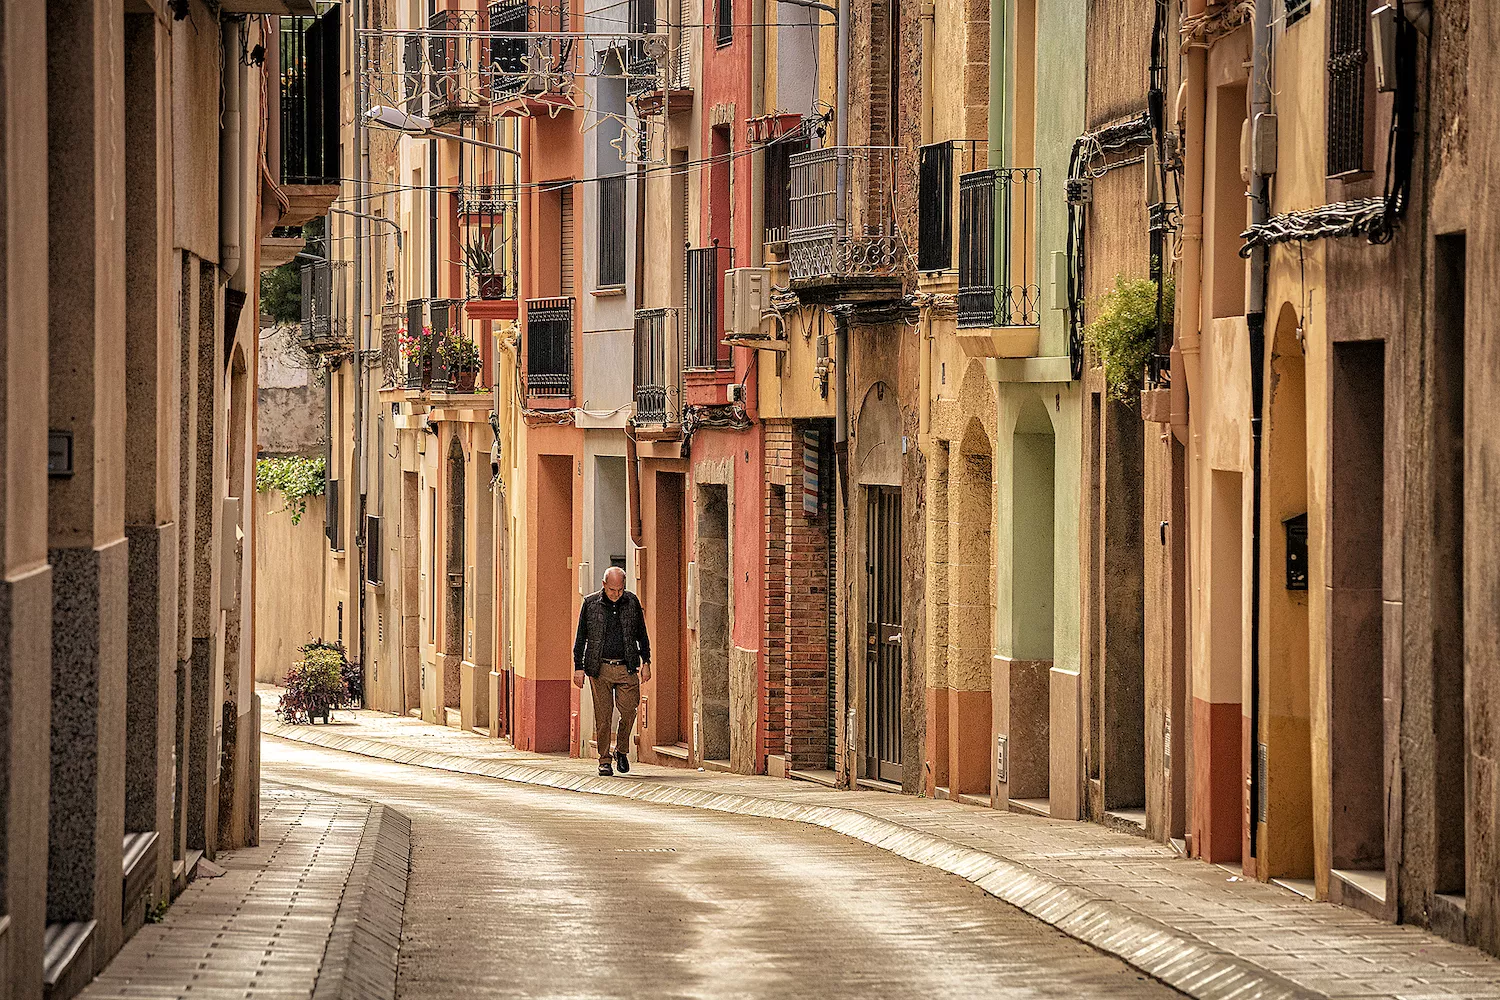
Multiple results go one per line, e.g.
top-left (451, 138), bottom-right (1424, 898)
top-left (363, 105), bottom-right (521, 157)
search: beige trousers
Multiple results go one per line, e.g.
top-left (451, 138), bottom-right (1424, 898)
top-left (589, 663), bottom-right (640, 763)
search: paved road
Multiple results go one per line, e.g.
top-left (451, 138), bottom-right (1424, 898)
top-left (264, 737), bottom-right (1182, 1000)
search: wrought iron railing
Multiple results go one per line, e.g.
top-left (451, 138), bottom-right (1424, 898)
top-left (917, 140), bottom-right (985, 272)
top-left (526, 297), bottom-right (574, 396)
top-left (685, 244), bottom-right (733, 370)
top-left (298, 259), bottom-right (350, 352)
top-left (428, 9), bottom-right (488, 119)
top-left (489, 0), bottom-right (574, 101)
top-left (459, 190), bottom-right (521, 300)
top-left (633, 308), bottom-right (682, 424)
top-left (958, 167), bottom-right (1041, 328)
top-left (787, 146), bottom-right (902, 282)
top-left (280, 8), bottom-right (341, 185)
top-left (381, 306), bottom-right (403, 388)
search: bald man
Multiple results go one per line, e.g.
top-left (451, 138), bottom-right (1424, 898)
top-left (573, 566), bottom-right (652, 775)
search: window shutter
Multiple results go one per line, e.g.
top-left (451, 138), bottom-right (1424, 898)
top-left (560, 187), bottom-right (576, 295)
top-left (1326, 0), bottom-right (1369, 176)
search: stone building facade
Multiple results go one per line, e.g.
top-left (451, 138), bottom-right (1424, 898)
top-left (0, 0), bottom-right (302, 995)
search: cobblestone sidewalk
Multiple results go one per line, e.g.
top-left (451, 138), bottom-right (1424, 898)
top-left (261, 690), bottom-right (1500, 1000)
top-left (79, 784), bottom-right (408, 1000)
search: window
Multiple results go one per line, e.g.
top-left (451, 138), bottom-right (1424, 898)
top-left (325, 479), bottom-right (342, 550)
top-left (715, 0), bottom-right (732, 46)
top-left (1285, 0), bottom-right (1311, 26)
top-left (1326, 0), bottom-right (1370, 176)
top-left (763, 134), bottom-right (809, 247)
top-left (918, 142), bottom-right (955, 272)
top-left (596, 53), bottom-right (628, 287)
top-left (365, 514), bottom-right (383, 585)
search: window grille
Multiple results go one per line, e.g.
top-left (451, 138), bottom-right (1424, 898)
top-left (526, 297), bottom-right (575, 396)
top-left (1326, 0), bottom-right (1368, 176)
top-left (1285, 0), bottom-right (1311, 26)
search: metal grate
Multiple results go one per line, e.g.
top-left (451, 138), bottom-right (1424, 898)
top-left (786, 146), bottom-right (902, 282)
top-left (957, 167), bottom-right (1041, 328)
top-left (633, 308), bottom-right (681, 424)
top-left (525, 297), bottom-right (574, 396)
top-left (1285, 0), bottom-right (1311, 26)
top-left (1326, 0), bottom-right (1368, 176)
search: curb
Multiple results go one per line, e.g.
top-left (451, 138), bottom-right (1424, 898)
top-left (268, 722), bottom-right (1315, 1000)
top-left (313, 801), bottom-right (412, 1000)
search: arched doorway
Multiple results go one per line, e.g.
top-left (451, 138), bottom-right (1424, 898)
top-left (445, 435), bottom-right (466, 716)
top-left (1005, 397), bottom-right (1055, 811)
top-left (1259, 304), bottom-right (1311, 881)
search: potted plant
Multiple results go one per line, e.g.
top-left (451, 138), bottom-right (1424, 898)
top-left (399, 325), bottom-right (437, 389)
top-left (1085, 273), bottom-right (1174, 404)
top-left (275, 646), bottom-right (349, 724)
top-left (440, 336), bottom-right (482, 393)
top-left (464, 237), bottom-right (508, 300)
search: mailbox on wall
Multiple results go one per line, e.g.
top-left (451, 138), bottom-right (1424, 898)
top-left (1284, 512), bottom-right (1309, 591)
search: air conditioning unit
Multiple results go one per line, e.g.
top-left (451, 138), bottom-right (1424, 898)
top-left (725, 266), bottom-right (773, 341)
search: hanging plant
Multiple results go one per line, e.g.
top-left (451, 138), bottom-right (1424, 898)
top-left (255, 455), bottom-right (326, 525)
top-left (1085, 273), bottom-right (1175, 403)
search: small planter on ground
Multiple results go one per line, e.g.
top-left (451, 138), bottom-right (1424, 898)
top-left (277, 640), bottom-right (354, 724)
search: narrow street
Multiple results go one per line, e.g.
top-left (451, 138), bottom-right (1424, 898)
top-left (263, 738), bottom-right (1178, 1000)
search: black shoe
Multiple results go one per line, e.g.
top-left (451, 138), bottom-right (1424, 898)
top-left (615, 751), bottom-right (630, 774)
top-left (598, 761), bottom-right (613, 777)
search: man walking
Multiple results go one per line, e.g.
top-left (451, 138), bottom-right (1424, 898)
top-left (573, 566), bottom-right (652, 775)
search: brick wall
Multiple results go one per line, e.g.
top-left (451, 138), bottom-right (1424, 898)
top-left (763, 419), bottom-right (834, 771)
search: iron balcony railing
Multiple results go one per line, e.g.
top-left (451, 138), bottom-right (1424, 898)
top-left (428, 9), bottom-right (490, 119)
top-left (958, 167), bottom-right (1041, 329)
top-left (787, 146), bottom-right (902, 283)
top-left (526, 297), bottom-right (574, 396)
top-left (381, 305), bottom-right (403, 388)
top-left (685, 243), bottom-right (733, 370)
top-left (459, 189), bottom-right (521, 300)
top-left (280, 8), bottom-right (341, 185)
top-left (298, 259), bottom-right (350, 352)
top-left (917, 140), bottom-right (985, 272)
top-left (633, 308), bottom-right (682, 424)
top-left (489, 0), bottom-right (574, 101)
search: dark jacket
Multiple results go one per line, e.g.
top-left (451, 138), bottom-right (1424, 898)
top-left (573, 590), bottom-right (651, 677)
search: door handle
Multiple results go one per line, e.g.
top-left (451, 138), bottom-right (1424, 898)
top-left (887, 632), bottom-right (902, 645)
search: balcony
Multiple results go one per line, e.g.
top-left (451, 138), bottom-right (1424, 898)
top-left (626, 0), bottom-right (692, 116)
top-left (786, 146), bottom-right (902, 289)
top-left (685, 244), bottom-right (734, 371)
top-left (525, 297), bottom-right (575, 398)
top-left (956, 167), bottom-right (1042, 357)
top-left (633, 308), bottom-right (682, 427)
top-left (428, 9), bottom-right (489, 122)
top-left (297, 260), bottom-right (351, 354)
top-left (278, 9), bottom-right (340, 224)
top-left (489, 0), bottom-right (575, 109)
top-left (459, 193), bottom-right (520, 310)
top-left (917, 140), bottom-right (985, 274)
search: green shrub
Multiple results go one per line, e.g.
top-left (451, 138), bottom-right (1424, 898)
top-left (256, 455), bottom-right (326, 525)
top-left (1085, 274), bottom-right (1174, 403)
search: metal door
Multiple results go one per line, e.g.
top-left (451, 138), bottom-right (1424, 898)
top-left (865, 487), bottom-right (903, 782)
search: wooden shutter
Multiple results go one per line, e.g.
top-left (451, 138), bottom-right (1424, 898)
top-left (560, 187), bottom-right (575, 295)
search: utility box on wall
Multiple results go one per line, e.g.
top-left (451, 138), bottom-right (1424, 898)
top-left (1284, 513), bottom-right (1308, 591)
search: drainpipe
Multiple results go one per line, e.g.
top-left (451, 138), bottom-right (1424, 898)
top-left (920, 2), bottom-right (934, 145)
top-left (351, 0), bottom-right (368, 681)
top-left (220, 21), bottom-right (243, 283)
top-left (833, 0), bottom-right (850, 450)
top-left (918, 309), bottom-right (933, 451)
top-left (1246, 0), bottom-right (1271, 864)
top-left (1172, 2), bottom-right (1208, 446)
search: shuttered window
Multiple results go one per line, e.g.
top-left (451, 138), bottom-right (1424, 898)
top-left (560, 187), bottom-right (575, 294)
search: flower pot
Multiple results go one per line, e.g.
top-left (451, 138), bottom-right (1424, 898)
top-left (455, 370), bottom-right (477, 393)
top-left (477, 273), bottom-right (509, 300)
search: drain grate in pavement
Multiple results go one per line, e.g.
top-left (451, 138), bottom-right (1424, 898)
top-left (614, 847), bottom-right (677, 853)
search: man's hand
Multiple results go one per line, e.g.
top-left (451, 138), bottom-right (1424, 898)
top-left (640, 662), bottom-right (652, 683)
top-left (573, 669), bottom-right (585, 689)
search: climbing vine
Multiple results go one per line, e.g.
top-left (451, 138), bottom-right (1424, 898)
top-left (255, 455), bottom-right (326, 525)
